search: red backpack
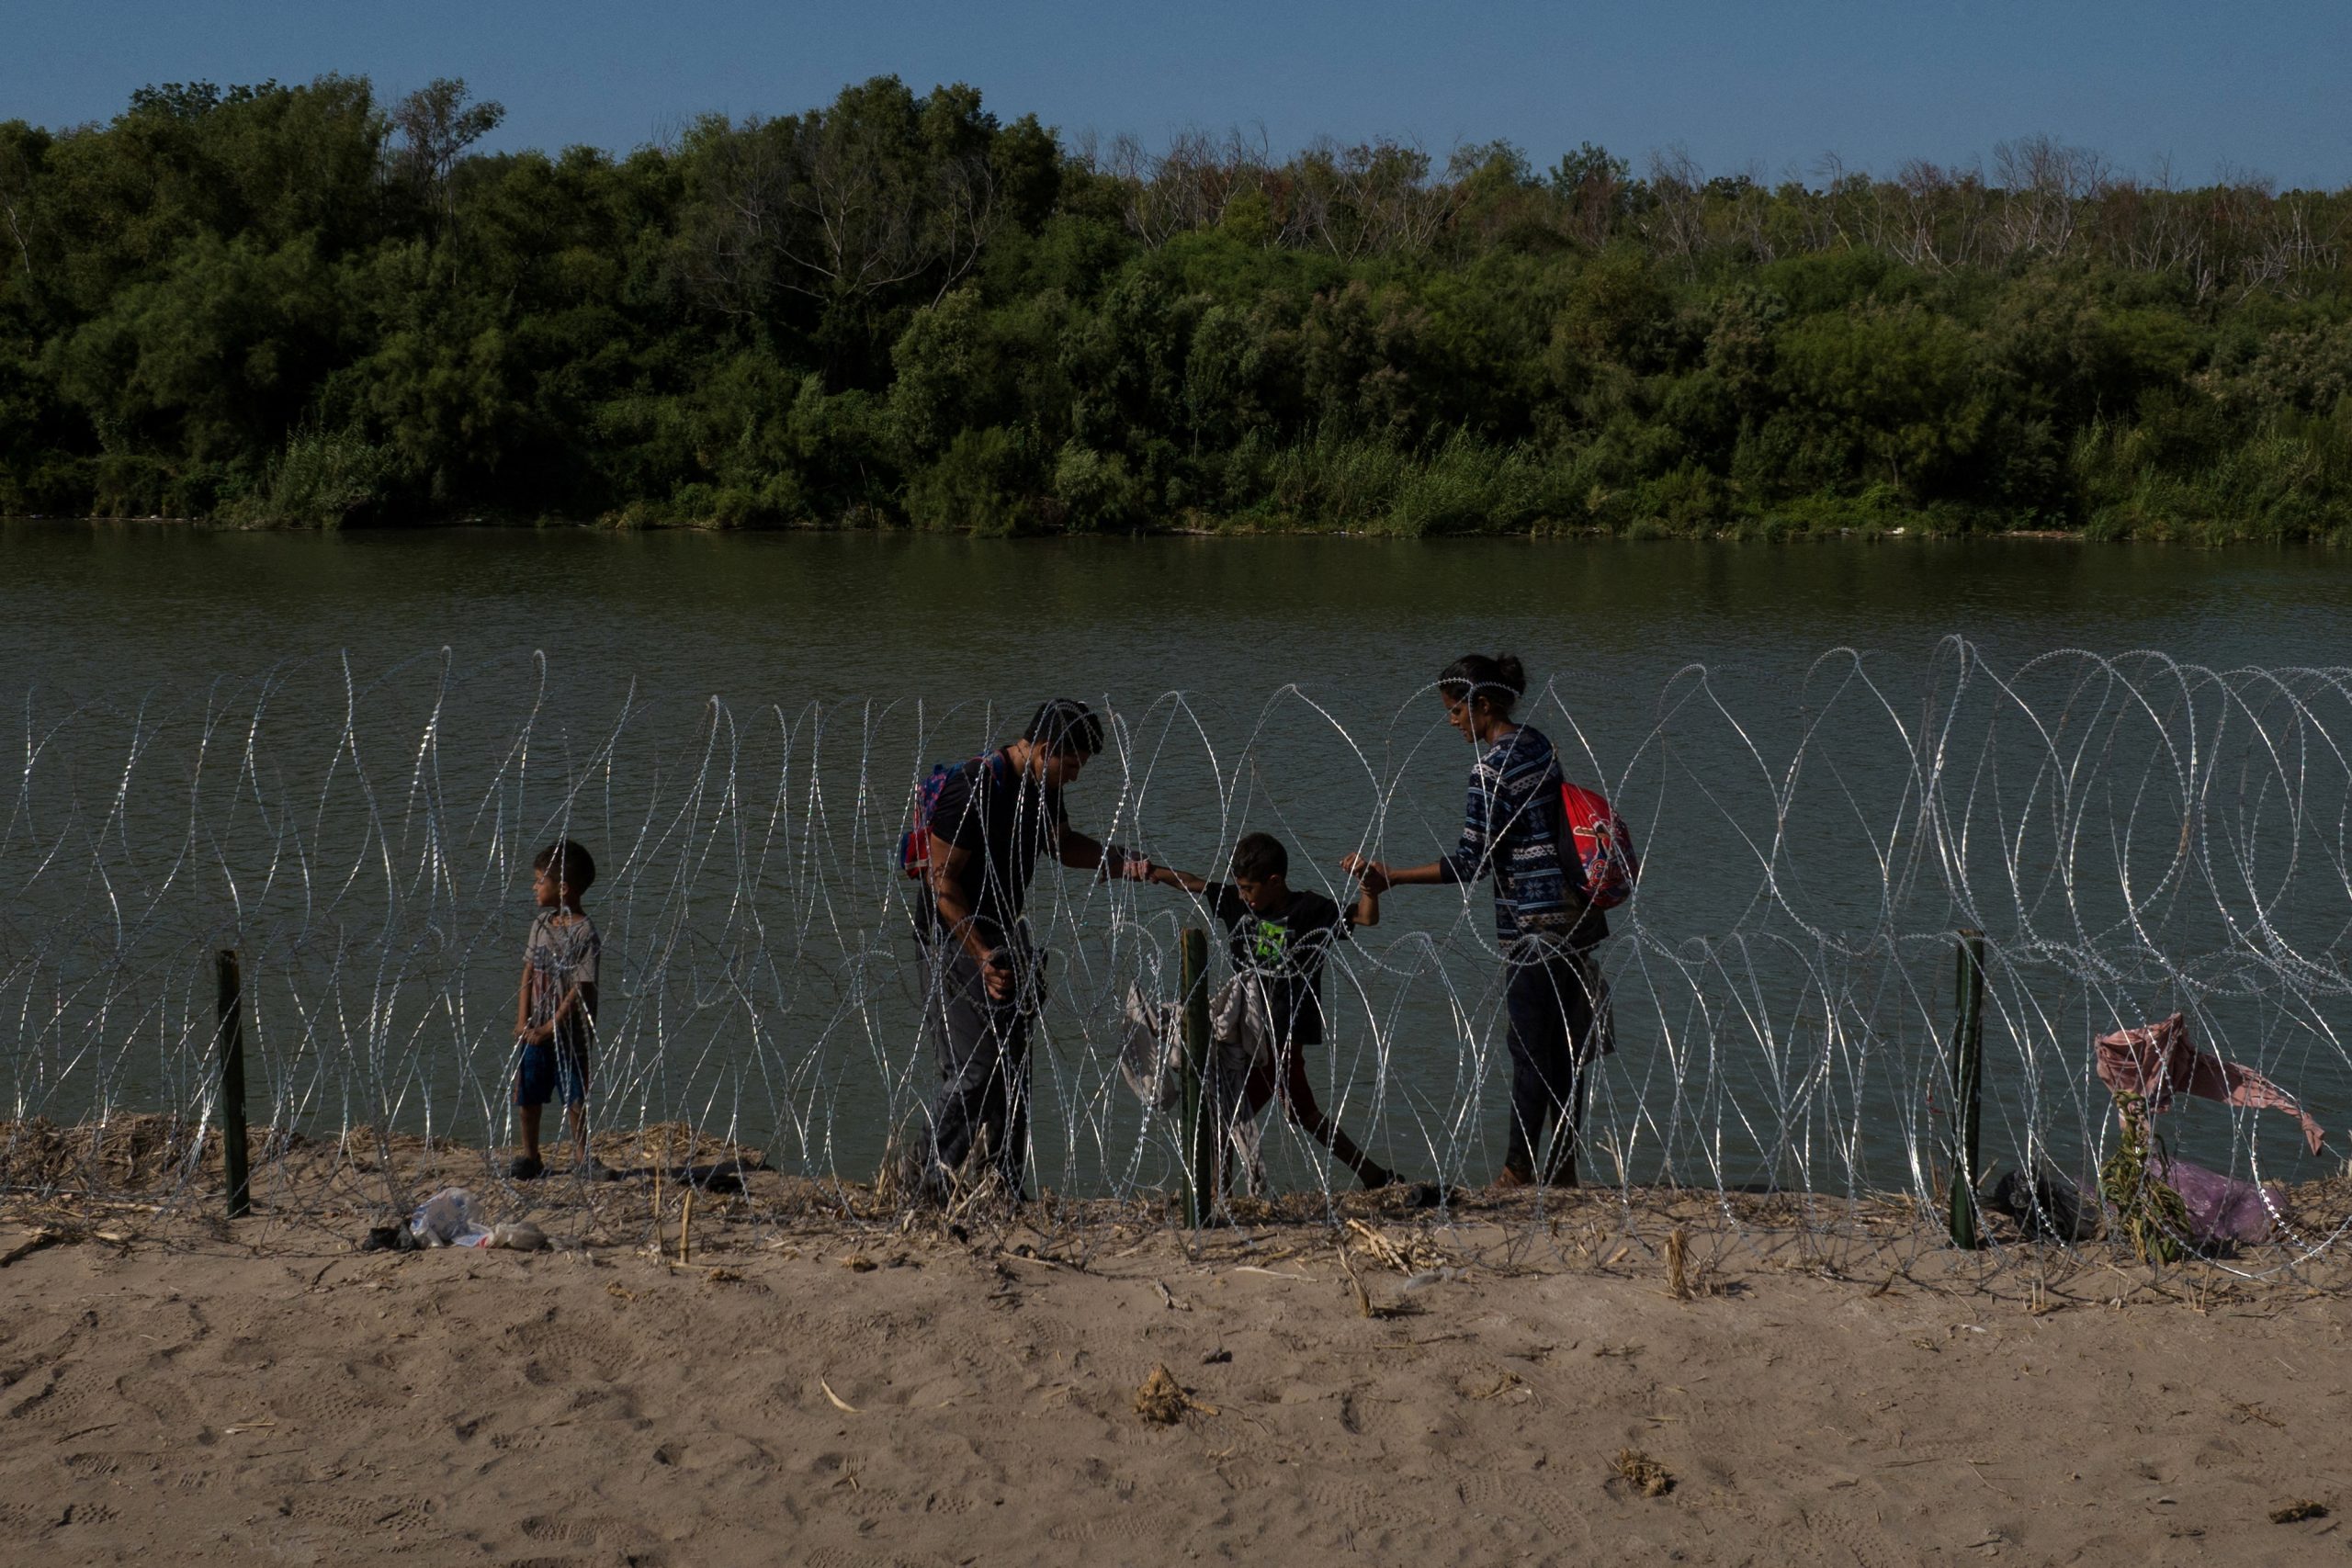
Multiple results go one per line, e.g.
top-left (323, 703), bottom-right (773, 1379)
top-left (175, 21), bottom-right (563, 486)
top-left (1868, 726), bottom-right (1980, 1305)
top-left (1560, 782), bottom-right (1639, 910)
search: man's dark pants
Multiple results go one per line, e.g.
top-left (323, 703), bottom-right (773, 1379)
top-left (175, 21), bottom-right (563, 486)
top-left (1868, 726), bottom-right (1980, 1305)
top-left (922, 943), bottom-right (1033, 1194)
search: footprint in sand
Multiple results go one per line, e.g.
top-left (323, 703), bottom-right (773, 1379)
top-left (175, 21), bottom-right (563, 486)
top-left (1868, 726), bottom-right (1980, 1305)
top-left (1455, 1470), bottom-right (1592, 1545)
top-left (286, 1495), bottom-right (432, 1533)
top-left (266, 1372), bottom-right (396, 1426)
top-left (211, 1334), bottom-right (276, 1370)
top-left (1796, 1505), bottom-right (1922, 1568)
top-left (838, 1483), bottom-right (909, 1519)
top-left (112, 1367), bottom-right (202, 1427)
top-left (0, 1503), bottom-right (53, 1539)
top-left (503, 1319), bottom-right (642, 1382)
top-left (801, 1547), bottom-right (900, 1568)
top-left (519, 1512), bottom-right (661, 1550)
top-left (1335, 1382), bottom-right (1417, 1438)
top-left (1015, 1313), bottom-right (1087, 1348)
top-left (4, 1362), bottom-right (100, 1426)
top-left (1048, 1510), bottom-right (1192, 1545)
top-left (1300, 1476), bottom-right (1441, 1529)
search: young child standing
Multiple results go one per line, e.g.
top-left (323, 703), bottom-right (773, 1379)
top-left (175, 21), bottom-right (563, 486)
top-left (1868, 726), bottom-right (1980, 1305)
top-left (1148, 831), bottom-right (1414, 1195)
top-left (512, 838), bottom-right (602, 1181)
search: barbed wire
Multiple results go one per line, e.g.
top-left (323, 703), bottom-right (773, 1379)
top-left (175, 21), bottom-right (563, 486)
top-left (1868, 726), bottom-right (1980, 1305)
top-left (3, 638), bottom-right (2346, 1277)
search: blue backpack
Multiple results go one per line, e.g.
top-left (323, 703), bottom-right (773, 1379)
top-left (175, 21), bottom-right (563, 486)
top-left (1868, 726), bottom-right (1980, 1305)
top-left (899, 752), bottom-right (1011, 880)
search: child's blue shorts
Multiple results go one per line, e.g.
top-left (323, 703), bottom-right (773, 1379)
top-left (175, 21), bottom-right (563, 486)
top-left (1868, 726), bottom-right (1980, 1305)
top-left (514, 1039), bottom-right (590, 1108)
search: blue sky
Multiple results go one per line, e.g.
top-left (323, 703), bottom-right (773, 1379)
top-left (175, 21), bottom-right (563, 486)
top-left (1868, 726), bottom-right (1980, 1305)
top-left (9, 1), bottom-right (2348, 187)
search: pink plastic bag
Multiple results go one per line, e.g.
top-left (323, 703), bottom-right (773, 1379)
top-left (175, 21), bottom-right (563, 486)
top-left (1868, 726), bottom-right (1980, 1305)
top-left (2093, 1013), bottom-right (2326, 1156)
top-left (2150, 1153), bottom-right (2285, 1245)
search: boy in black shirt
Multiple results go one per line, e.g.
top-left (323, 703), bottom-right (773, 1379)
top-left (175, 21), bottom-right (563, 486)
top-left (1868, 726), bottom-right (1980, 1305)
top-left (1148, 831), bottom-right (1400, 1191)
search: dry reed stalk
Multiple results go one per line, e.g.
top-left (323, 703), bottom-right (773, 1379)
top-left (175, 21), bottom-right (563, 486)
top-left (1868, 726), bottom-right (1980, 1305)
top-left (1666, 1226), bottom-right (1691, 1301)
top-left (873, 1123), bottom-right (910, 1207)
top-left (1336, 1242), bottom-right (1374, 1317)
top-left (0, 1228), bottom-right (64, 1268)
top-left (944, 1125), bottom-right (1006, 1221)
top-left (1343, 1218), bottom-right (1411, 1272)
top-left (679, 1188), bottom-right (693, 1267)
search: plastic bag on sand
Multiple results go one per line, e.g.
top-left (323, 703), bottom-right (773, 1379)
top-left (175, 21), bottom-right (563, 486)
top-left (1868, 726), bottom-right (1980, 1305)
top-left (2153, 1152), bottom-right (2285, 1246)
top-left (410, 1188), bottom-right (483, 1247)
top-left (408, 1190), bottom-right (548, 1250)
top-left (485, 1221), bottom-right (547, 1251)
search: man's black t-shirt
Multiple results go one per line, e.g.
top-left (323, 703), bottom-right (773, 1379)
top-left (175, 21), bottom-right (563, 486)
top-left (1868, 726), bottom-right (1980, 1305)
top-left (928, 752), bottom-right (1067, 943)
top-left (1206, 883), bottom-right (1350, 1046)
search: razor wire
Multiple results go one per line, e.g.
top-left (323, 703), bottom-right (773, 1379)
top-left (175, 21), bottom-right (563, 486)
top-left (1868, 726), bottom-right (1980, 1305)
top-left (2, 637), bottom-right (2348, 1271)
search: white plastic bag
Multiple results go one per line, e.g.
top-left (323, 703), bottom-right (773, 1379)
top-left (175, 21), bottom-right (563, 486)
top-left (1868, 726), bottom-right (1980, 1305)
top-left (408, 1187), bottom-right (490, 1247)
top-left (486, 1221), bottom-right (547, 1251)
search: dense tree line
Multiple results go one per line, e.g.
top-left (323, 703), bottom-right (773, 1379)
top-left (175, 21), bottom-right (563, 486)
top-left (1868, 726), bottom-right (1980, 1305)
top-left (2, 74), bottom-right (2348, 537)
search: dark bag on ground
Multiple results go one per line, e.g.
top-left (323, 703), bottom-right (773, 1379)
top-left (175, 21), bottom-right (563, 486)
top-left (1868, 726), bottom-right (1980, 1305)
top-left (1984, 1160), bottom-right (2098, 1242)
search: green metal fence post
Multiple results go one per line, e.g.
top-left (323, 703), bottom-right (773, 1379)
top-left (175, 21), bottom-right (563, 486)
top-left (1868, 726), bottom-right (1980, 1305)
top-left (217, 948), bottom-right (251, 1219)
top-left (1947, 930), bottom-right (1986, 1249)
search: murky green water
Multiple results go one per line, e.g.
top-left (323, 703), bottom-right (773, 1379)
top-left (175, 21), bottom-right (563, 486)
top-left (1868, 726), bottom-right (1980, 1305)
top-left (5, 525), bottom-right (2348, 1197)
top-left (13, 526), bottom-right (2349, 713)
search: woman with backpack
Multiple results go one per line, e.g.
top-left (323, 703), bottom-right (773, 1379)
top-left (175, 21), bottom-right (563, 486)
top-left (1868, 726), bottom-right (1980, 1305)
top-left (1345, 653), bottom-right (1623, 1189)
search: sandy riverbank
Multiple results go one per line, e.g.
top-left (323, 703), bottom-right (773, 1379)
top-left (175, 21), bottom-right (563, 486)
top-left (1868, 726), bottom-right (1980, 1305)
top-left (4, 1147), bottom-right (2349, 1567)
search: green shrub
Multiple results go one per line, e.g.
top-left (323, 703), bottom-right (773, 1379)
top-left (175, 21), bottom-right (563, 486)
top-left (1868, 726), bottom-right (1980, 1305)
top-left (905, 425), bottom-right (1046, 535)
top-left (220, 425), bottom-right (399, 527)
top-left (1051, 441), bottom-right (1142, 531)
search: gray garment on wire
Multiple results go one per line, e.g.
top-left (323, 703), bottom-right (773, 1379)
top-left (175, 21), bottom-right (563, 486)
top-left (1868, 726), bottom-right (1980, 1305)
top-left (1114, 969), bottom-right (1273, 1195)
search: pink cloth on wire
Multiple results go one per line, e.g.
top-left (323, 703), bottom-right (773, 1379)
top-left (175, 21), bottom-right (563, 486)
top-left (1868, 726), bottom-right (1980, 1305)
top-left (2093, 1013), bottom-right (2327, 1156)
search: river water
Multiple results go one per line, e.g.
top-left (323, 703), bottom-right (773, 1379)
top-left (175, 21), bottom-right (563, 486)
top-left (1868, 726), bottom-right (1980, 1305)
top-left (5, 525), bottom-right (2349, 1201)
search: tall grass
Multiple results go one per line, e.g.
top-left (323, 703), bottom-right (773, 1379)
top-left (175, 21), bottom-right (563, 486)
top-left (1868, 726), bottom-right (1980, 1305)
top-left (1221, 430), bottom-right (1577, 535)
top-left (2075, 410), bottom-right (2352, 544)
top-left (220, 426), bottom-right (399, 529)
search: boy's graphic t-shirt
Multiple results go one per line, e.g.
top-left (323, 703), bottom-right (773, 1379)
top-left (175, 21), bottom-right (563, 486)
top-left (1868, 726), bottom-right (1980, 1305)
top-left (1205, 885), bottom-right (1350, 1046)
top-left (525, 910), bottom-right (601, 1054)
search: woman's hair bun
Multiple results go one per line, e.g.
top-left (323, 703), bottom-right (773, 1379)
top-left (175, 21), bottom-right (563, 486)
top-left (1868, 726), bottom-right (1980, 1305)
top-left (1437, 653), bottom-right (1527, 715)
